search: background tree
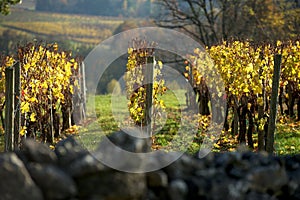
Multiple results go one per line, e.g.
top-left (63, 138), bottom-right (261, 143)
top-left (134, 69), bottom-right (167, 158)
top-left (280, 0), bottom-right (300, 39)
top-left (155, 0), bottom-right (299, 46)
top-left (0, 0), bottom-right (21, 15)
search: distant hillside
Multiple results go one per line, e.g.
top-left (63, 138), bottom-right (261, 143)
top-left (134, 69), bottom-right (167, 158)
top-left (12, 0), bottom-right (36, 10)
top-left (0, 8), bottom-right (124, 56)
top-left (34, 0), bottom-right (158, 18)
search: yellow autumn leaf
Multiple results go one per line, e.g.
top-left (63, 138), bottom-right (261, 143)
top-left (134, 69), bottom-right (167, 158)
top-left (257, 97), bottom-right (264, 106)
top-left (29, 97), bottom-right (37, 103)
top-left (20, 102), bottom-right (30, 113)
top-left (128, 48), bottom-right (133, 54)
top-left (218, 91), bottom-right (223, 97)
top-left (41, 81), bottom-right (48, 89)
top-left (243, 87), bottom-right (250, 93)
top-left (53, 43), bottom-right (58, 51)
top-left (20, 126), bottom-right (27, 136)
top-left (30, 113), bottom-right (36, 122)
top-left (253, 86), bottom-right (262, 95)
top-left (24, 63), bottom-right (30, 72)
top-left (70, 85), bottom-right (74, 94)
top-left (291, 146), bottom-right (295, 150)
top-left (74, 79), bottom-right (79, 87)
top-left (246, 63), bottom-right (253, 73)
top-left (276, 40), bottom-right (282, 47)
top-left (73, 62), bottom-right (78, 70)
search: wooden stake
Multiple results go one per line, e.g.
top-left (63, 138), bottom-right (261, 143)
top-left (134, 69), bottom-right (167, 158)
top-left (5, 67), bottom-right (15, 152)
top-left (266, 54), bottom-right (282, 153)
top-left (145, 56), bottom-right (154, 137)
top-left (14, 62), bottom-right (21, 150)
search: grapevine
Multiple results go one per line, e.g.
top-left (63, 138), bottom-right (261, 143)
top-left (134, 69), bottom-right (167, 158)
top-left (0, 42), bottom-right (81, 143)
top-left (186, 40), bottom-right (300, 149)
top-left (125, 39), bottom-right (167, 126)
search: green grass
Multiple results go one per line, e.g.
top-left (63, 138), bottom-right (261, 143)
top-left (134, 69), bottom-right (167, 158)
top-left (77, 92), bottom-right (300, 155)
top-left (76, 94), bottom-right (121, 151)
top-left (76, 90), bottom-right (187, 151)
top-left (77, 91), bottom-right (206, 153)
top-left (160, 90), bottom-right (187, 109)
top-left (275, 119), bottom-right (300, 155)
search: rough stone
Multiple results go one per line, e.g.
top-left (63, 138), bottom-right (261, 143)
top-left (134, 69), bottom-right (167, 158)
top-left (245, 192), bottom-right (277, 200)
top-left (94, 131), bottom-right (177, 172)
top-left (18, 139), bottom-right (57, 164)
top-left (27, 163), bottom-right (77, 200)
top-left (76, 171), bottom-right (146, 200)
top-left (284, 155), bottom-right (300, 170)
top-left (1, 138), bottom-right (300, 200)
top-left (209, 175), bottom-right (238, 200)
top-left (55, 136), bottom-right (88, 166)
top-left (66, 153), bottom-right (108, 178)
top-left (168, 179), bottom-right (188, 200)
top-left (286, 168), bottom-right (300, 197)
top-left (163, 154), bottom-right (199, 180)
top-left (185, 177), bottom-right (210, 199)
top-left (226, 159), bottom-right (250, 179)
top-left (147, 170), bottom-right (168, 187)
top-left (107, 130), bottom-right (151, 153)
top-left (0, 153), bottom-right (43, 200)
top-left (247, 164), bottom-right (288, 194)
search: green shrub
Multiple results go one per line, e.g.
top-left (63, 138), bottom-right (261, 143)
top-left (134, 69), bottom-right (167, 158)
top-left (107, 79), bottom-right (121, 94)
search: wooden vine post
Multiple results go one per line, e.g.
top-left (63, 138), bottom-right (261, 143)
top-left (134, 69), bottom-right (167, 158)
top-left (14, 62), bottom-right (21, 150)
top-left (145, 56), bottom-right (154, 138)
top-left (72, 62), bottom-right (87, 125)
top-left (187, 63), bottom-right (197, 110)
top-left (4, 67), bottom-right (15, 151)
top-left (80, 62), bottom-right (87, 120)
top-left (266, 54), bottom-right (282, 153)
top-left (4, 62), bottom-right (21, 151)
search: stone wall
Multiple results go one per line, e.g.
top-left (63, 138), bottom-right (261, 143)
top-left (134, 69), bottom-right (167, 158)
top-left (0, 136), bottom-right (300, 200)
